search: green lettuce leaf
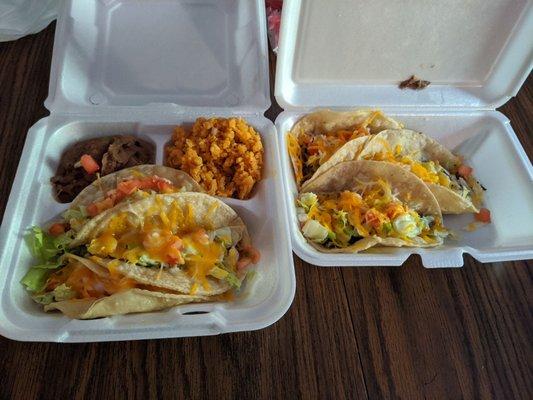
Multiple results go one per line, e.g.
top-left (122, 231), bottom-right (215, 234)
top-left (25, 226), bottom-right (73, 262)
top-left (297, 193), bottom-right (318, 212)
top-left (20, 261), bottom-right (60, 293)
top-left (225, 271), bottom-right (241, 289)
top-left (61, 206), bottom-right (87, 221)
top-left (32, 284), bottom-right (76, 305)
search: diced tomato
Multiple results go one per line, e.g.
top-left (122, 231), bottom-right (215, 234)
top-left (243, 245), bottom-right (261, 264)
top-left (168, 236), bottom-right (183, 251)
top-left (192, 229), bottom-right (209, 245)
top-left (457, 165), bottom-right (473, 178)
top-left (80, 154), bottom-right (100, 174)
top-left (49, 223), bottom-right (67, 236)
top-left (475, 208), bottom-right (491, 223)
top-left (99, 197), bottom-right (115, 213)
top-left (237, 257), bottom-right (252, 271)
top-left (166, 237), bottom-right (184, 264)
top-left (117, 179), bottom-right (141, 195)
top-left (364, 210), bottom-right (382, 229)
top-left (112, 189), bottom-right (127, 203)
top-left (307, 146), bottom-right (319, 155)
top-left (155, 179), bottom-right (173, 193)
top-left (138, 178), bottom-right (154, 190)
top-left (87, 197), bottom-right (114, 217)
top-left (87, 203), bottom-right (99, 217)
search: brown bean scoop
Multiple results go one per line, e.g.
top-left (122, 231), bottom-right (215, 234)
top-left (51, 136), bottom-right (155, 203)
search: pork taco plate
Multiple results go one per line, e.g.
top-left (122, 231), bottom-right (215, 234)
top-left (302, 129), bottom-right (485, 214)
top-left (21, 193), bottom-right (259, 319)
top-left (297, 160), bottom-right (448, 253)
top-left (56, 165), bottom-right (203, 234)
top-left (286, 109), bottom-right (403, 187)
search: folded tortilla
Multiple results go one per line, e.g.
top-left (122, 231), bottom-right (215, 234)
top-left (38, 193), bottom-right (254, 318)
top-left (302, 129), bottom-right (483, 213)
top-left (45, 289), bottom-right (208, 319)
top-left (299, 160), bottom-right (445, 253)
top-left (71, 164), bottom-right (203, 209)
top-left (287, 109), bottom-right (403, 187)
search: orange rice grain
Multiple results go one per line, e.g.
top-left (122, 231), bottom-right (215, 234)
top-left (165, 117), bottom-right (264, 199)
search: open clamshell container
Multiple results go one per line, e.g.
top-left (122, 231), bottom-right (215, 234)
top-left (0, 0), bottom-right (295, 342)
top-left (275, 0), bottom-right (533, 268)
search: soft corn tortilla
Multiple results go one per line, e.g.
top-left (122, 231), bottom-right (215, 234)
top-left (71, 164), bottom-right (203, 209)
top-left (70, 192), bottom-right (251, 296)
top-left (301, 160), bottom-right (443, 253)
top-left (44, 288), bottom-right (208, 319)
top-left (303, 129), bottom-right (479, 213)
top-left (287, 109), bottom-right (403, 187)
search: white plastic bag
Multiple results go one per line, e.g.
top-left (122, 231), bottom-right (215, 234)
top-left (0, 0), bottom-right (58, 42)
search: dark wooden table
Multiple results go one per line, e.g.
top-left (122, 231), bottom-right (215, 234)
top-left (1, 24), bottom-right (532, 400)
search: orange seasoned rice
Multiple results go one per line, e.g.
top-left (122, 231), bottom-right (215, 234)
top-left (165, 117), bottom-right (263, 199)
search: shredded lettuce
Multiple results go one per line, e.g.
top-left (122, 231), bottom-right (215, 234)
top-left (382, 222), bottom-right (393, 234)
top-left (244, 270), bottom-right (257, 284)
top-left (61, 206), bottom-right (87, 222)
top-left (224, 271), bottom-right (241, 289)
top-left (211, 227), bottom-right (234, 247)
top-left (20, 261), bottom-right (61, 292)
top-left (51, 284), bottom-right (76, 302)
top-left (25, 226), bottom-right (73, 262)
top-left (302, 219), bottom-right (329, 243)
top-left (21, 227), bottom-right (74, 293)
top-left (297, 193), bottom-right (318, 212)
top-left (223, 247), bottom-right (239, 269)
top-left (209, 266), bottom-right (229, 280)
top-left (32, 292), bottom-right (55, 305)
top-left (32, 284), bottom-right (76, 305)
top-left (420, 216), bottom-right (434, 231)
top-left (137, 254), bottom-right (160, 267)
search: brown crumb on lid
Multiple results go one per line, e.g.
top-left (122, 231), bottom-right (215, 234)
top-left (399, 75), bottom-right (430, 90)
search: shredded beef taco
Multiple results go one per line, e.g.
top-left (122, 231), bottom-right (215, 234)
top-left (297, 160), bottom-right (447, 253)
top-left (286, 109), bottom-right (403, 187)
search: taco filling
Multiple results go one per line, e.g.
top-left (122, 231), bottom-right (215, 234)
top-left (297, 181), bottom-right (448, 249)
top-left (288, 124), bottom-right (370, 184)
top-left (287, 110), bottom-right (403, 186)
top-left (21, 193), bottom-right (259, 318)
top-left (366, 144), bottom-right (484, 205)
top-left (62, 166), bottom-right (203, 233)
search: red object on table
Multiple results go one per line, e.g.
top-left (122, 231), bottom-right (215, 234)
top-left (266, 0), bottom-right (282, 52)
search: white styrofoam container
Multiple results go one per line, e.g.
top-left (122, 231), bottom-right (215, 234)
top-left (0, 0), bottom-right (295, 342)
top-left (275, 0), bottom-right (533, 268)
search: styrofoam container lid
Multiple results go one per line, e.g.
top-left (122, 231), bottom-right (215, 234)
top-left (275, 0), bottom-right (533, 110)
top-left (0, 0), bottom-right (58, 42)
top-left (45, 0), bottom-right (271, 114)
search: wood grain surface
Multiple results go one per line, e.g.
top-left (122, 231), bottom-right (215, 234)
top-left (0, 23), bottom-right (532, 400)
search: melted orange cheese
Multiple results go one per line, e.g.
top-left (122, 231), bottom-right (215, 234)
top-left (287, 133), bottom-right (303, 184)
top-left (46, 263), bottom-right (137, 299)
top-left (366, 150), bottom-right (452, 188)
top-left (86, 199), bottom-right (230, 293)
top-left (309, 181), bottom-right (423, 240)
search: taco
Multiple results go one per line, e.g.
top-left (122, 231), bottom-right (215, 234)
top-left (21, 193), bottom-right (259, 319)
top-left (60, 165), bottom-right (203, 233)
top-left (286, 109), bottom-right (403, 187)
top-left (302, 129), bottom-right (484, 213)
top-left (297, 160), bottom-right (448, 253)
